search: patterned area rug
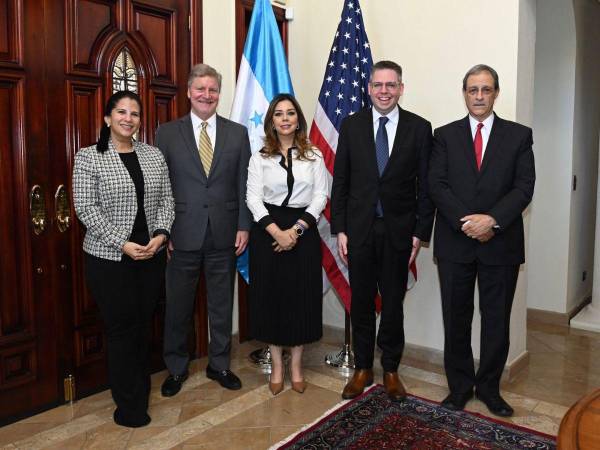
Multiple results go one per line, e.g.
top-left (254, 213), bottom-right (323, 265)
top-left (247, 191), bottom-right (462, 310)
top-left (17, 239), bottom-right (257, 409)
top-left (276, 385), bottom-right (556, 449)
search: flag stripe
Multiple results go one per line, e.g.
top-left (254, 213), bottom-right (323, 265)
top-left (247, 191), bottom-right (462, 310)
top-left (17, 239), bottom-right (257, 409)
top-left (310, 0), bottom-right (373, 313)
top-left (242, 0), bottom-right (293, 100)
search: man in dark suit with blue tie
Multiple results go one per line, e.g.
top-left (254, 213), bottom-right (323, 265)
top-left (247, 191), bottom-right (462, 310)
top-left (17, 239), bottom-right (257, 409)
top-left (156, 64), bottom-right (252, 397)
top-left (331, 60), bottom-right (435, 401)
top-left (429, 64), bottom-right (535, 416)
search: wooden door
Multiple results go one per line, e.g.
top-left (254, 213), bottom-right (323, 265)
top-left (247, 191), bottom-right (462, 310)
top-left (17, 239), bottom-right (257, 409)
top-left (0, 0), bottom-right (203, 423)
top-left (0, 0), bottom-right (59, 423)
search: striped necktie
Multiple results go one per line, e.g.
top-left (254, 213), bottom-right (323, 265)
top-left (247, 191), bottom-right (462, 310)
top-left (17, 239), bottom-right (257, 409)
top-left (198, 122), bottom-right (213, 176)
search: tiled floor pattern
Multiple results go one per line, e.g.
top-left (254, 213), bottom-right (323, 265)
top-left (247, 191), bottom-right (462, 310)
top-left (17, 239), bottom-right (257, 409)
top-left (1, 320), bottom-right (599, 449)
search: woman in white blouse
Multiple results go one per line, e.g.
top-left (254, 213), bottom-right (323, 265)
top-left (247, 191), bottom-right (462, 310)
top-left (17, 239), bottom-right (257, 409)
top-left (246, 93), bottom-right (328, 395)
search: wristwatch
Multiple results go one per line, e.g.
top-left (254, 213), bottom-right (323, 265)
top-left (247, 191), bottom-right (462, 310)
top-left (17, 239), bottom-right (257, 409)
top-left (292, 223), bottom-right (305, 236)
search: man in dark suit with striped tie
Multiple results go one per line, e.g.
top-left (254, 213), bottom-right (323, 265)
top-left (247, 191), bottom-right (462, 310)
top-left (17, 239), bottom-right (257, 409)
top-left (429, 64), bottom-right (535, 417)
top-left (331, 60), bottom-right (435, 401)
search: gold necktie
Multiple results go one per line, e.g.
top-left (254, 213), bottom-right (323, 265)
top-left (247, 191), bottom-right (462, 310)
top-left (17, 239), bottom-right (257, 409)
top-left (198, 122), bottom-right (213, 176)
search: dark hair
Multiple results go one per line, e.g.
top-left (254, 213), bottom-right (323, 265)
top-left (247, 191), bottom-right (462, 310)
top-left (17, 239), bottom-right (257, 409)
top-left (262, 93), bottom-right (314, 160)
top-left (97, 90), bottom-right (142, 153)
top-left (462, 64), bottom-right (500, 91)
top-left (370, 60), bottom-right (403, 82)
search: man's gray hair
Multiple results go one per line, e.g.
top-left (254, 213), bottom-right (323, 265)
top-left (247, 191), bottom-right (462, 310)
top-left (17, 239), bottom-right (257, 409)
top-left (462, 64), bottom-right (499, 91)
top-left (188, 64), bottom-right (222, 90)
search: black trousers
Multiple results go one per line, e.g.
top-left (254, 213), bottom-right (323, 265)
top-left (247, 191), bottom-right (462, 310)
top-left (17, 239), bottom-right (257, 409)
top-left (348, 219), bottom-right (411, 372)
top-left (437, 259), bottom-right (519, 397)
top-left (85, 251), bottom-right (166, 420)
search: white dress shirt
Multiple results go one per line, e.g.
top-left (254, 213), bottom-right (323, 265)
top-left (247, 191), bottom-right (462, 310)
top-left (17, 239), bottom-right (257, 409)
top-left (372, 106), bottom-right (399, 155)
top-left (190, 110), bottom-right (217, 150)
top-left (469, 113), bottom-right (495, 157)
top-left (246, 148), bottom-right (329, 224)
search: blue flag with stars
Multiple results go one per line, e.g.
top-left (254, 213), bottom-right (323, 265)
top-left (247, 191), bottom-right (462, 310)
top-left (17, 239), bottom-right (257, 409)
top-left (230, 0), bottom-right (294, 282)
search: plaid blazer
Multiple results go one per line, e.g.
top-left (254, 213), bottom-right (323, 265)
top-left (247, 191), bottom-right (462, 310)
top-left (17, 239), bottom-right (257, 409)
top-left (73, 140), bottom-right (175, 261)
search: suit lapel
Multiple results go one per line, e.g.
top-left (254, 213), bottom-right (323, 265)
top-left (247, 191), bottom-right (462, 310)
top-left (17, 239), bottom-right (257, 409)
top-left (210, 115), bottom-right (228, 178)
top-left (362, 108), bottom-right (379, 178)
top-left (178, 114), bottom-right (206, 178)
top-left (479, 114), bottom-right (506, 176)
top-left (458, 115), bottom-right (479, 175)
top-left (384, 106), bottom-right (409, 177)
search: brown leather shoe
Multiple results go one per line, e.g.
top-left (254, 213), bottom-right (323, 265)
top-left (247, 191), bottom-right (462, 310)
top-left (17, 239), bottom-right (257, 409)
top-left (383, 372), bottom-right (406, 401)
top-left (291, 379), bottom-right (307, 394)
top-left (342, 369), bottom-right (374, 399)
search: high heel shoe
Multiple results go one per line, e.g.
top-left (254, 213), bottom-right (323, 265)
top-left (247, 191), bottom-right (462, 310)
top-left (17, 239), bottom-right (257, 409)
top-left (291, 379), bottom-right (306, 394)
top-left (269, 378), bottom-right (284, 396)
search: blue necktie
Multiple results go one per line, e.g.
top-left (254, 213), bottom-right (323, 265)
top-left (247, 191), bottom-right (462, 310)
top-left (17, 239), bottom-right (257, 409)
top-left (375, 116), bottom-right (389, 216)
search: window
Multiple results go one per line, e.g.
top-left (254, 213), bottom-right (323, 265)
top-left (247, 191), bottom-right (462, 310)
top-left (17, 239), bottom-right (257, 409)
top-left (112, 48), bottom-right (138, 93)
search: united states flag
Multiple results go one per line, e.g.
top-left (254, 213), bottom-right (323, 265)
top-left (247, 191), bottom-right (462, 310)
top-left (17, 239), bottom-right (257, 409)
top-left (310, 0), bottom-right (416, 313)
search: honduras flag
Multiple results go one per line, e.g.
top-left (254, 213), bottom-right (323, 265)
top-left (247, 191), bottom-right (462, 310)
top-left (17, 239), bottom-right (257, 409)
top-left (231, 0), bottom-right (294, 282)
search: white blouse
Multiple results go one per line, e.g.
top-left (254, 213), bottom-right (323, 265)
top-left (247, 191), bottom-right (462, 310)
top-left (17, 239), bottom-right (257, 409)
top-left (246, 147), bottom-right (328, 224)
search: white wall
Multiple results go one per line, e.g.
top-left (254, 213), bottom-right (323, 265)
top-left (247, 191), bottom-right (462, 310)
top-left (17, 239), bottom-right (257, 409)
top-left (512, 0), bottom-right (537, 361)
top-left (527, 0), bottom-right (575, 313)
top-left (202, 0), bottom-right (236, 118)
top-left (287, 0), bottom-right (532, 362)
top-left (528, 0), bottom-right (600, 315)
top-left (567, 0), bottom-right (600, 312)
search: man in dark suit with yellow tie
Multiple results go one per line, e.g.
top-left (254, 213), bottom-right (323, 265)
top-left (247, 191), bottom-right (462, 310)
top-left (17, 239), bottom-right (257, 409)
top-left (156, 64), bottom-right (252, 397)
top-left (331, 60), bottom-right (435, 401)
top-left (429, 64), bottom-right (535, 416)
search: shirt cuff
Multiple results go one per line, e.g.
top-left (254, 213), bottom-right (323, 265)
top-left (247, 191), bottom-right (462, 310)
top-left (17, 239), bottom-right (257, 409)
top-left (153, 229), bottom-right (170, 241)
top-left (300, 212), bottom-right (317, 227)
top-left (258, 215), bottom-right (275, 229)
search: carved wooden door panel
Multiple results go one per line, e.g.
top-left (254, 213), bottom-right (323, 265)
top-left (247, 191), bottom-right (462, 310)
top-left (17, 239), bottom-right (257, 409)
top-left (0, 0), bottom-right (201, 423)
top-left (0, 0), bottom-right (60, 423)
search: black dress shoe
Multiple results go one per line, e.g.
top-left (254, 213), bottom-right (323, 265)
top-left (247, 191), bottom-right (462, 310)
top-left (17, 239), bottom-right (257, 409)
top-left (113, 408), bottom-right (151, 428)
top-left (441, 391), bottom-right (473, 411)
top-left (161, 372), bottom-right (188, 397)
top-left (206, 366), bottom-right (242, 390)
top-left (476, 391), bottom-right (514, 417)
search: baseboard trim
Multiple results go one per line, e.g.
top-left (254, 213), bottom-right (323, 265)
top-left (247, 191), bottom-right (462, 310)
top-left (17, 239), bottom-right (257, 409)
top-left (527, 308), bottom-right (570, 326)
top-left (528, 296), bottom-right (592, 326)
top-left (322, 325), bottom-right (529, 382)
top-left (568, 295), bottom-right (593, 320)
top-left (505, 350), bottom-right (529, 382)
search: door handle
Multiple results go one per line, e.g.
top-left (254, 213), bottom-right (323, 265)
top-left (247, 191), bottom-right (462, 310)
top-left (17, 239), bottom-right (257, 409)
top-left (30, 185), bottom-right (46, 235)
top-left (54, 184), bottom-right (71, 232)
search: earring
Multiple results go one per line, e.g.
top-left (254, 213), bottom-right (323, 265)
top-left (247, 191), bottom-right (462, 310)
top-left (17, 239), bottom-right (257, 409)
top-left (296, 125), bottom-right (300, 130)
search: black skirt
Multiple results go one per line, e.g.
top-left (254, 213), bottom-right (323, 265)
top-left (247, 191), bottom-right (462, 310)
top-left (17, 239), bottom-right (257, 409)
top-left (249, 203), bottom-right (323, 347)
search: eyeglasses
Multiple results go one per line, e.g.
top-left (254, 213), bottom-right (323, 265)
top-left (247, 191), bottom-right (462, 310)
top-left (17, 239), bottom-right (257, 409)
top-left (370, 82), bottom-right (401, 91)
top-left (465, 86), bottom-right (496, 96)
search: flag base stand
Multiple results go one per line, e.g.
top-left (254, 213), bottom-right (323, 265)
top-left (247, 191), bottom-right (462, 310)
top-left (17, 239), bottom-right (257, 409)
top-left (325, 310), bottom-right (355, 375)
top-left (325, 344), bottom-right (355, 375)
top-left (249, 347), bottom-right (290, 373)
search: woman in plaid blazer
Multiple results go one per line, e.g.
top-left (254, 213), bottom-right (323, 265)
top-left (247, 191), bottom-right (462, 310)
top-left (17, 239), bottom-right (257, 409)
top-left (73, 91), bottom-right (174, 428)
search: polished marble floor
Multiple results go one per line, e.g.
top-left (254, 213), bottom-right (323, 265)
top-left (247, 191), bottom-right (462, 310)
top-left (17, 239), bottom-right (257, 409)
top-left (1, 320), bottom-right (599, 449)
